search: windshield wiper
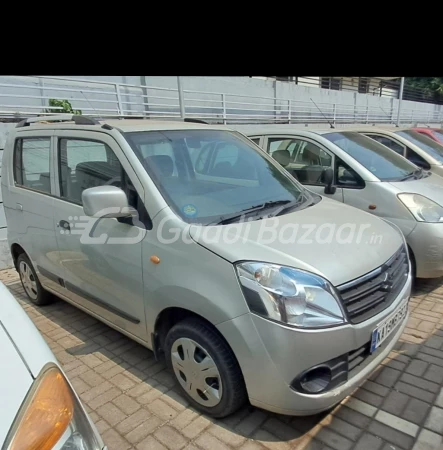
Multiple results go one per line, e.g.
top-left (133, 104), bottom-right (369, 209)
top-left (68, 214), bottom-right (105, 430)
top-left (400, 168), bottom-right (423, 181)
top-left (271, 194), bottom-right (311, 217)
top-left (209, 200), bottom-right (293, 225)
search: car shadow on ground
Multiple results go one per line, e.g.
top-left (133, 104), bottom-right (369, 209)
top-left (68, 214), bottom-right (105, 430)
top-left (7, 277), bottom-right (443, 450)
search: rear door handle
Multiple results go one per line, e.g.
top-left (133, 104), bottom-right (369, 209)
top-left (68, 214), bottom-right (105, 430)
top-left (58, 220), bottom-right (71, 231)
top-left (16, 203), bottom-right (23, 211)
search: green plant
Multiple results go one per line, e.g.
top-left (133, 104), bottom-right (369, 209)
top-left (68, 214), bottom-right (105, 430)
top-left (46, 99), bottom-right (82, 115)
top-left (406, 78), bottom-right (443, 98)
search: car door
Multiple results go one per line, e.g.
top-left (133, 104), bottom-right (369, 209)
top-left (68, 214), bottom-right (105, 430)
top-left (263, 135), bottom-right (344, 202)
top-left (51, 130), bottom-right (148, 341)
top-left (8, 131), bottom-right (66, 296)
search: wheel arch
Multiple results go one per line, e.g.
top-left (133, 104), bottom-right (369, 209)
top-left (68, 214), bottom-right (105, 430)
top-left (10, 243), bottom-right (26, 269)
top-left (153, 307), bottom-right (235, 363)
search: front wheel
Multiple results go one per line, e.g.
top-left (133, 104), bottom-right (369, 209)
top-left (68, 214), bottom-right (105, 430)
top-left (165, 317), bottom-right (247, 418)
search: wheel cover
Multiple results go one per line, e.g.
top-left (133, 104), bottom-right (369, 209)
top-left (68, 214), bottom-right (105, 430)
top-left (19, 261), bottom-right (38, 300)
top-left (171, 337), bottom-right (223, 407)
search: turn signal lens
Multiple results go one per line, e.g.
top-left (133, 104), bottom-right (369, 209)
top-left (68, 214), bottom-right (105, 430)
top-left (9, 366), bottom-right (74, 450)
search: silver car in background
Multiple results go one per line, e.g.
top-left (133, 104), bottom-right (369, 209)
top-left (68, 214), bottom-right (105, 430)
top-left (2, 116), bottom-right (411, 417)
top-left (352, 127), bottom-right (443, 177)
top-left (240, 125), bottom-right (443, 278)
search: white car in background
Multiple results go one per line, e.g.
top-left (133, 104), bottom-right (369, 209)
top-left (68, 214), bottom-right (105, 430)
top-left (0, 281), bottom-right (105, 450)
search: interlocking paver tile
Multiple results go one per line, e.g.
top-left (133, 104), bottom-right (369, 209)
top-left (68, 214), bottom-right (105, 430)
top-left (413, 429), bottom-right (443, 450)
top-left (403, 398), bottom-right (431, 425)
top-left (354, 433), bottom-right (384, 450)
top-left (4, 275), bottom-right (443, 450)
top-left (182, 416), bottom-right (212, 439)
top-left (155, 425), bottom-right (189, 450)
top-left (136, 436), bottom-right (168, 450)
top-left (101, 428), bottom-right (131, 450)
top-left (147, 398), bottom-right (179, 421)
top-left (195, 432), bottom-right (232, 450)
top-left (96, 402), bottom-right (127, 427)
top-left (424, 406), bottom-right (443, 434)
top-left (406, 360), bottom-right (429, 377)
top-left (126, 415), bottom-right (163, 445)
top-left (368, 421), bottom-right (414, 449)
top-left (116, 408), bottom-right (152, 435)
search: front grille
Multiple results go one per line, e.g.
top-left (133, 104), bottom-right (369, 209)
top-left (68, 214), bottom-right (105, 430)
top-left (337, 245), bottom-right (409, 324)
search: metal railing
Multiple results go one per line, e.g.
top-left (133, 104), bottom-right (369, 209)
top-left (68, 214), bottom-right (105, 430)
top-left (263, 76), bottom-right (443, 105)
top-left (0, 75), bottom-right (442, 126)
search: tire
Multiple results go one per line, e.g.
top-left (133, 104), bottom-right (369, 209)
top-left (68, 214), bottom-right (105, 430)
top-left (408, 246), bottom-right (417, 284)
top-left (165, 317), bottom-right (247, 418)
top-left (17, 253), bottom-right (53, 306)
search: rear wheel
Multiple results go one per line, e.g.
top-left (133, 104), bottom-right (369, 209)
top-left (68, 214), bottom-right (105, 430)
top-left (165, 317), bottom-right (247, 418)
top-left (17, 254), bottom-right (53, 305)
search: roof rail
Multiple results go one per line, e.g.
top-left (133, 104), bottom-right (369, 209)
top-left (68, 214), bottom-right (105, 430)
top-left (184, 118), bottom-right (208, 124)
top-left (16, 114), bottom-right (100, 128)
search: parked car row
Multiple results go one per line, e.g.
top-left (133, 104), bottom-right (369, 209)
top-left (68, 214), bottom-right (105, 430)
top-left (1, 115), bottom-right (417, 421)
top-left (233, 125), bottom-right (443, 279)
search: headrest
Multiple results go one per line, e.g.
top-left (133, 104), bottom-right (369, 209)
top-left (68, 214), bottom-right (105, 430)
top-left (303, 143), bottom-right (321, 157)
top-left (272, 149), bottom-right (290, 167)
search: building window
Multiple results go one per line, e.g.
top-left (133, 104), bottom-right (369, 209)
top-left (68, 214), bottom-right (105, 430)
top-left (321, 77), bottom-right (341, 91)
top-left (358, 77), bottom-right (369, 94)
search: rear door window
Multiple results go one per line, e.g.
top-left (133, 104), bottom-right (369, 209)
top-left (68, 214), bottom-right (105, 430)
top-left (365, 134), bottom-right (406, 156)
top-left (14, 137), bottom-right (52, 194)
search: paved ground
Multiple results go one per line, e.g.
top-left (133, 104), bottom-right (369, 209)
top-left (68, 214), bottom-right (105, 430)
top-left (3, 271), bottom-right (443, 450)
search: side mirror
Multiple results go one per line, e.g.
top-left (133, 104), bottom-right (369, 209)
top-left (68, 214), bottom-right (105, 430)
top-left (82, 186), bottom-right (132, 218)
top-left (323, 167), bottom-right (337, 194)
top-left (411, 159), bottom-right (430, 170)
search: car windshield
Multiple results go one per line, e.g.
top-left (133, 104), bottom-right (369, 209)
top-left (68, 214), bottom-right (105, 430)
top-left (323, 131), bottom-right (418, 181)
top-left (396, 130), bottom-right (443, 163)
top-left (432, 130), bottom-right (443, 142)
top-left (124, 129), bottom-right (307, 224)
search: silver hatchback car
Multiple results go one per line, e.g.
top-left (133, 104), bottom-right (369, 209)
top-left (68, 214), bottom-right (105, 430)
top-left (1, 115), bottom-right (411, 417)
top-left (239, 126), bottom-right (443, 279)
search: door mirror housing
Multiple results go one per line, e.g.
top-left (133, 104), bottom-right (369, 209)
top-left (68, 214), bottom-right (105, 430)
top-left (82, 186), bottom-right (132, 218)
top-left (411, 159), bottom-right (430, 170)
top-left (322, 167), bottom-right (336, 194)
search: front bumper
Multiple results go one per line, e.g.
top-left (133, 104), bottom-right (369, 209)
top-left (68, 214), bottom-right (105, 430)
top-left (407, 222), bottom-right (443, 278)
top-left (217, 273), bottom-right (411, 415)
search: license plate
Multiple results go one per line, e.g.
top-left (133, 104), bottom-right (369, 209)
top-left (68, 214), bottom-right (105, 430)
top-left (370, 298), bottom-right (409, 353)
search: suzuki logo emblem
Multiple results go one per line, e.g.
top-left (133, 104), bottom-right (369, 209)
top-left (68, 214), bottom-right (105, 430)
top-left (381, 272), bottom-right (393, 292)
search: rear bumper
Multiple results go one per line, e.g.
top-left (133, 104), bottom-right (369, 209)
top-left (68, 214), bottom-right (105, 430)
top-left (217, 274), bottom-right (411, 415)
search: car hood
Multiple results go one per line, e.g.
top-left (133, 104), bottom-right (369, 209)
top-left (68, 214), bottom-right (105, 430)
top-left (388, 172), bottom-right (443, 206)
top-left (190, 197), bottom-right (403, 286)
top-left (0, 323), bottom-right (33, 446)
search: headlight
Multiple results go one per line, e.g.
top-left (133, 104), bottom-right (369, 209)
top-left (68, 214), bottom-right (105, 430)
top-left (398, 193), bottom-right (443, 223)
top-left (5, 364), bottom-right (102, 450)
top-left (236, 262), bottom-right (346, 328)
